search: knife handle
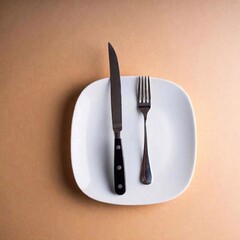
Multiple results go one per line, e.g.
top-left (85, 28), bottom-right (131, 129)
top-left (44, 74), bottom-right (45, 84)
top-left (114, 138), bottom-right (126, 195)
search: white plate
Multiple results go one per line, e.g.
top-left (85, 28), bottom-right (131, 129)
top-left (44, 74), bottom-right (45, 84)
top-left (71, 76), bottom-right (196, 205)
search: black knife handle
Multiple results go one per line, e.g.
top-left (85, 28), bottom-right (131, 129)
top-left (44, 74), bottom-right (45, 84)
top-left (114, 138), bottom-right (126, 195)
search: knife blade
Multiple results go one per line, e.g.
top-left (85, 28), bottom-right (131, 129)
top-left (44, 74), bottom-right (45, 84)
top-left (108, 42), bottom-right (126, 195)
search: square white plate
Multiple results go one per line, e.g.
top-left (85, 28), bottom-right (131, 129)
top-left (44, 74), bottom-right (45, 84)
top-left (71, 76), bottom-right (196, 205)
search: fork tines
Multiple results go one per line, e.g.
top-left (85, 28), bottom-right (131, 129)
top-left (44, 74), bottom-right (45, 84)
top-left (138, 76), bottom-right (151, 106)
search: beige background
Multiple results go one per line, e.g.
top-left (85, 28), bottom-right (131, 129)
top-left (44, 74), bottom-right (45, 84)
top-left (1, 1), bottom-right (240, 239)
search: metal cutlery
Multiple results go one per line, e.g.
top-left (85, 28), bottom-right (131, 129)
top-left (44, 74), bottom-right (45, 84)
top-left (138, 76), bottom-right (152, 184)
top-left (108, 43), bottom-right (126, 195)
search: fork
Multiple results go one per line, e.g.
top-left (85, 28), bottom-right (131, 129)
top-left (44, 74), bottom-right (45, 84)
top-left (138, 76), bottom-right (152, 184)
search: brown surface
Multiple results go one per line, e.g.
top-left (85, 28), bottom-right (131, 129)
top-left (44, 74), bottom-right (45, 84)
top-left (1, 1), bottom-right (240, 239)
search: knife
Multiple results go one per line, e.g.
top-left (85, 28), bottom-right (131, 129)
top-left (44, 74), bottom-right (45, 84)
top-left (108, 42), bottom-right (126, 195)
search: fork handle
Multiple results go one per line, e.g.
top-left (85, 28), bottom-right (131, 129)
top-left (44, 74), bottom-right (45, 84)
top-left (114, 137), bottom-right (126, 195)
top-left (140, 119), bottom-right (152, 184)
